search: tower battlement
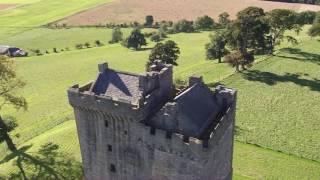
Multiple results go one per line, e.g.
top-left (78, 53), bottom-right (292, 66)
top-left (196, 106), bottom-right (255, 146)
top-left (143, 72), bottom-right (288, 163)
top-left (68, 62), bottom-right (237, 180)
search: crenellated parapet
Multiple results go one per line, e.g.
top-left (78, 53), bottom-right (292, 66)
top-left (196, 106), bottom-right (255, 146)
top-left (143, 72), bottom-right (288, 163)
top-left (68, 61), bottom-right (236, 180)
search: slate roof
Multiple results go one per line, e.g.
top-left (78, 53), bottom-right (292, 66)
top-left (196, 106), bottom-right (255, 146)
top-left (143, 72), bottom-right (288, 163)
top-left (173, 83), bottom-right (222, 137)
top-left (90, 69), bottom-right (143, 104)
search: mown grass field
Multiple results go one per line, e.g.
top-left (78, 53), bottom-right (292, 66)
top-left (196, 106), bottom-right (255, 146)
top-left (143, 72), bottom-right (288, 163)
top-left (0, 0), bottom-right (113, 39)
top-left (0, 0), bottom-right (319, 179)
top-left (223, 36), bottom-right (320, 162)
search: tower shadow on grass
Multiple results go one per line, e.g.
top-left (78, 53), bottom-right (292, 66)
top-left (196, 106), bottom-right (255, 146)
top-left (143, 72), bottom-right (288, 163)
top-left (277, 48), bottom-right (320, 65)
top-left (241, 70), bottom-right (320, 92)
top-left (0, 143), bottom-right (83, 180)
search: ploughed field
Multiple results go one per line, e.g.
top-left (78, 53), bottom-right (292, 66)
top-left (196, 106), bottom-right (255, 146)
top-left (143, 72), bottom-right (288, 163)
top-left (58, 0), bottom-right (320, 25)
top-left (0, 0), bottom-right (320, 179)
top-left (0, 4), bottom-right (18, 10)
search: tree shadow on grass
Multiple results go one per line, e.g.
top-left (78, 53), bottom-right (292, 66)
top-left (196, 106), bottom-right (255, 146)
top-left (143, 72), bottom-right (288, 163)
top-left (241, 70), bottom-right (320, 92)
top-left (278, 48), bottom-right (320, 65)
top-left (0, 143), bottom-right (83, 180)
top-left (137, 47), bottom-right (153, 51)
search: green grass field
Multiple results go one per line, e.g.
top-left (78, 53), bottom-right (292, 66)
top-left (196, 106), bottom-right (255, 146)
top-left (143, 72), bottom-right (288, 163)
top-left (0, 26), bottom-right (319, 179)
top-left (0, 0), bottom-right (320, 178)
top-left (0, 0), bottom-right (113, 39)
top-left (223, 38), bottom-right (320, 161)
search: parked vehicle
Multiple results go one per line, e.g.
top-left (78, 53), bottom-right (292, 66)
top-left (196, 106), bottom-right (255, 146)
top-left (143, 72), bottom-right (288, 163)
top-left (0, 45), bottom-right (28, 57)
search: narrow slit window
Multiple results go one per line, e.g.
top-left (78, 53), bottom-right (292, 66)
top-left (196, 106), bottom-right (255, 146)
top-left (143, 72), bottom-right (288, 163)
top-left (150, 127), bottom-right (156, 135)
top-left (166, 131), bottom-right (172, 139)
top-left (110, 164), bottom-right (116, 173)
top-left (104, 120), bottom-right (109, 127)
top-left (108, 145), bottom-right (112, 152)
top-left (183, 136), bottom-right (189, 143)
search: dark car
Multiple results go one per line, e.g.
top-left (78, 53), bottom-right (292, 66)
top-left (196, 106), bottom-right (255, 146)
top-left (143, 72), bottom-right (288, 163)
top-left (0, 45), bottom-right (28, 57)
top-left (8, 47), bottom-right (28, 57)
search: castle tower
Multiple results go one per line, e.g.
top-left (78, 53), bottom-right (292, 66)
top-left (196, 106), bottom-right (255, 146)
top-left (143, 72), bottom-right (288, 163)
top-left (68, 62), bottom-right (237, 180)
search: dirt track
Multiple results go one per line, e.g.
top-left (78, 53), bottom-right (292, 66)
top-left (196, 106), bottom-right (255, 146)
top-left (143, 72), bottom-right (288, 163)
top-left (0, 4), bottom-right (17, 11)
top-left (59, 0), bottom-right (320, 25)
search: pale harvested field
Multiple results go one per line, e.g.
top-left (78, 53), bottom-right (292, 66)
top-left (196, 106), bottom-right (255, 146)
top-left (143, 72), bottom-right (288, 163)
top-left (0, 4), bottom-right (17, 10)
top-left (59, 0), bottom-right (320, 25)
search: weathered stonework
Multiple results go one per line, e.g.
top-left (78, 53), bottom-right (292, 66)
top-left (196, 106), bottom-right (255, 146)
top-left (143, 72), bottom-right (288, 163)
top-left (68, 62), bottom-right (237, 180)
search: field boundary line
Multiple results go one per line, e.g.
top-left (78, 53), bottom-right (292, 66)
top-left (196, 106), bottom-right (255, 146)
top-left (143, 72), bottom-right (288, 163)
top-left (46, 0), bottom-right (115, 26)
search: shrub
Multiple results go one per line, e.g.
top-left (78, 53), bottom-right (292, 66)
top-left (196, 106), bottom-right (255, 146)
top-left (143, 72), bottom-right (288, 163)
top-left (144, 15), bottom-right (154, 27)
top-left (194, 15), bottom-right (215, 30)
top-left (297, 11), bottom-right (317, 25)
top-left (150, 34), bottom-right (161, 42)
top-left (218, 12), bottom-right (231, 27)
top-left (224, 51), bottom-right (254, 71)
top-left (148, 40), bottom-right (180, 66)
top-left (144, 31), bottom-right (157, 38)
top-left (205, 33), bottom-right (228, 63)
top-left (109, 28), bottom-right (123, 44)
top-left (95, 40), bottom-right (103, 47)
top-left (122, 28), bottom-right (147, 50)
top-left (314, 11), bottom-right (320, 24)
top-left (53, 48), bottom-right (58, 53)
top-left (31, 49), bottom-right (43, 56)
top-left (308, 23), bottom-right (320, 37)
top-left (75, 44), bottom-right (84, 49)
top-left (84, 42), bottom-right (91, 48)
top-left (173, 19), bottom-right (195, 33)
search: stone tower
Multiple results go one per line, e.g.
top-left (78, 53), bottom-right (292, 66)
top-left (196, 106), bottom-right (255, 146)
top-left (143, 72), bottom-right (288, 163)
top-left (68, 62), bottom-right (237, 180)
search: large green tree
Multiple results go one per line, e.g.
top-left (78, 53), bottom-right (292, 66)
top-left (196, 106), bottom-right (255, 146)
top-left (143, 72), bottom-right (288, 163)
top-left (145, 15), bottom-right (154, 27)
top-left (224, 51), bottom-right (254, 72)
top-left (309, 22), bottom-right (320, 37)
top-left (194, 15), bottom-right (215, 30)
top-left (314, 12), bottom-right (320, 24)
top-left (225, 7), bottom-right (270, 53)
top-left (0, 56), bottom-right (27, 152)
top-left (122, 28), bottom-right (147, 50)
top-left (218, 12), bottom-right (231, 27)
top-left (173, 19), bottom-right (195, 33)
top-left (205, 33), bottom-right (228, 63)
top-left (148, 40), bottom-right (180, 69)
top-left (266, 9), bottom-right (301, 54)
top-left (109, 27), bottom-right (123, 44)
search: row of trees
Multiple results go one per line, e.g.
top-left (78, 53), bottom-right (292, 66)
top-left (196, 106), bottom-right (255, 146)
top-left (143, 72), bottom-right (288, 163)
top-left (110, 8), bottom-right (319, 71)
top-left (205, 8), bottom-right (316, 71)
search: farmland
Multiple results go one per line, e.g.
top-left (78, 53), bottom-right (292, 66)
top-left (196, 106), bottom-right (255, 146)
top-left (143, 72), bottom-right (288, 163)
top-left (0, 0), bottom-right (320, 179)
top-left (0, 0), bottom-right (113, 39)
top-left (58, 0), bottom-right (320, 25)
top-left (0, 25), bottom-right (320, 179)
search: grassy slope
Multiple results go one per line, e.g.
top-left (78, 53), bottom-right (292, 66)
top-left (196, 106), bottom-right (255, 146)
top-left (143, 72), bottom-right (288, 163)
top-left (0, 0), bottom-right (319, 176)
top-left (0, 27), bottom-right (319, 178)
top-left (234, 142), bottom-right (320, 179)
top-left (223, 38), bottom-right (320, 161)
top-left (1, 29), bottom-right (231, 150)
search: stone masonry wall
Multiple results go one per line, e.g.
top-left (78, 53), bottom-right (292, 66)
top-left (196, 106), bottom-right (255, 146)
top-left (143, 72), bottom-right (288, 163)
top-left (72, 100), bottom-right (235, 180)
